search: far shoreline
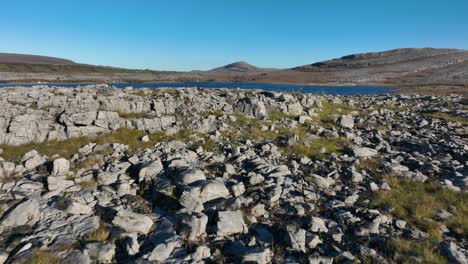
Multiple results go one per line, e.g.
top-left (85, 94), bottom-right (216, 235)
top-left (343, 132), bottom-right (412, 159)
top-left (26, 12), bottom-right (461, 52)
top-left (0, 81), bottom-right (398, 96)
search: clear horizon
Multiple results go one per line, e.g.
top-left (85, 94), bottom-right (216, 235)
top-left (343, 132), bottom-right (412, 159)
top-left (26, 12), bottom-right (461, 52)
top-left (2, 0), bottom-right (467, 71)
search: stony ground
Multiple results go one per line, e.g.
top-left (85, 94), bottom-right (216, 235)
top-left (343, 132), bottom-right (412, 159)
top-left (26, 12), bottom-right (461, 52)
top-left (0, 85), bottom-right (466, 264)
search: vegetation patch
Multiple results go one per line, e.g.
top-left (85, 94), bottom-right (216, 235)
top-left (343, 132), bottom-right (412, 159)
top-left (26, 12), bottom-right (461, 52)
top-left (223, 113), bottom-right (348, 159)
top-left (281, 137), bottom-right (347, 159)
top-left (0, 137), bottom-right (92, 161)
top-left (371, 177), bottom-right (467, 263)
top-left (75, 157), bottom-right (104, 171)
top-left (267, 109), bottom-right (296, 122)
top-left (78, 181), bottom-right (98, 190)
top-left (0, 128), bottom-right (200, 162)
top-left (86, 222), bottom-right (110, 242)
top-left (117, 111), bottom-right (150, 119)
top-left (356, 156), bottom-right (384, 173)
top-left (315, 102), bottom-right (359, 128)
top-left (200, 139), bottom-right (222, 153)
top-left (369, 104), bottom-right (411, 112)
top-left (388, 239), bottom-right (448, 264)
top-left (426, 112), bottom-right (468, 125)
top-left (371, 177), bottom-right (468, 241)
top-left (30, 249), bottom-right (63, 264)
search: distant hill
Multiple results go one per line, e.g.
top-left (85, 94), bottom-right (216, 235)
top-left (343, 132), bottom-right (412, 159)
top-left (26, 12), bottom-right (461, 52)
top-left (0, 53), bottom-right (172, 75)
top-left (0, 48), bottom-right (467, 92)
top-left (209, 61), bottom-right (277, 73)
top-left (0, 53), bottom-right (77, 65)
top-left (296, 48), bottom-right (467, 69)
top-left (289, 48), bottom-right (468, 85)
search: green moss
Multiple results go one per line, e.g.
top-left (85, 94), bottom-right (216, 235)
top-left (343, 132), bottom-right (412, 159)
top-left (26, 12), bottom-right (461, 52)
top-left (371, 177), bottom-right (468, 241)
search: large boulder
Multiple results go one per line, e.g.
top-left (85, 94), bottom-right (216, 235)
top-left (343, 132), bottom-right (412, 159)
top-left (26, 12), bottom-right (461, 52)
top-left (0, 161), bottom-right (16, 179)
top-left (147, 234), bottom-right (181, 262)
top-left (138, 159), bottom-right (164, 181)
top-left (200, 181), bottom-right (230, 202)
top-left (177, 213), bottom-right (208, 241)
top-left (339, 114), bottom-right (354, 129)
top-left (217, 210), bottom-right (248, 236)
top-left (175, 168), bottom-right (206, 185)
top-left (0, 199), bottom-right (42, 233)
top-left (52, 158), bottom-right (70, 176)
top-left (112, 209), bottom-right (153, 234)
top-left (236, 98), bottom-right (268, 119)
top-left (352, 147), bottom-right (378, 158)
top-left (59, 111), bottom-right (97, 126)
top-left (22, 150), bottom-right (46, 170)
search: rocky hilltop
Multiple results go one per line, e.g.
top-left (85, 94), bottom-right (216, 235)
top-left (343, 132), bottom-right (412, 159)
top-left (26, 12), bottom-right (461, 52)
top-left (0, 85), bottom-right (467, 263)
top-left (209, 61), bottom-right (276, 73)
top-left (292, 48), bottom-right (468, 86)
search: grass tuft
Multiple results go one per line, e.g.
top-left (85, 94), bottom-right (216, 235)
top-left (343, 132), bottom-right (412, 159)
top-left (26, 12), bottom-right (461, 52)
top-left (200, 139), bottom-right (222, 153)
top-left (75, 157), bottom-right (104, 171)
top-left (86, 222), bottom-right (110, 242)
top-left (268, 110), bottom-right (296, 122)
top-left (30, 249), bottom-right (62, 264)
top-left (78, 181), bottom-right (98, 190)
top-left (389, 239), bottom-right (448, 264)
top-left (117, 112), bottom-right (149, 119)
top-left (317, 102), bottom-right (358, 123)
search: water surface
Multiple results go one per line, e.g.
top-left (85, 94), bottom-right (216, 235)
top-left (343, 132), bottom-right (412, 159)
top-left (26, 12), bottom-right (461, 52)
top-left (0, 82), bottom-right (397, 95)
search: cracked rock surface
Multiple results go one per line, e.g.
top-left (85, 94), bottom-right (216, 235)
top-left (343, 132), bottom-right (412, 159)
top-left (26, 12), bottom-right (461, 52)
top-left (0, 85), bottom-right (467, 263)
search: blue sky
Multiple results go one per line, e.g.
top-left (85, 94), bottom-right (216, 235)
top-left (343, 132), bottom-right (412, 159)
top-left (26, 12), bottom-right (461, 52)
top-left (1, 0), bottom-right (467, 71)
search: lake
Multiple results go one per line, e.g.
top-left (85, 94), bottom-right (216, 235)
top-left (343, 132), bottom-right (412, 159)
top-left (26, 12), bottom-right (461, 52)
top-left (0, 82), bottom-right (397, 95)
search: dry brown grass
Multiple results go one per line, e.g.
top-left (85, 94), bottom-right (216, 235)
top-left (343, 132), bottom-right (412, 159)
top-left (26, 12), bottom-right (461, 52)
top-left (117, 111), bottom-right (149, 119)
top-left (86, 222), bottom-right (110, 242)
top-left (78, 181), bottom-right (98, 190)
top-left (30, 249), bottom-right (63, 264)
